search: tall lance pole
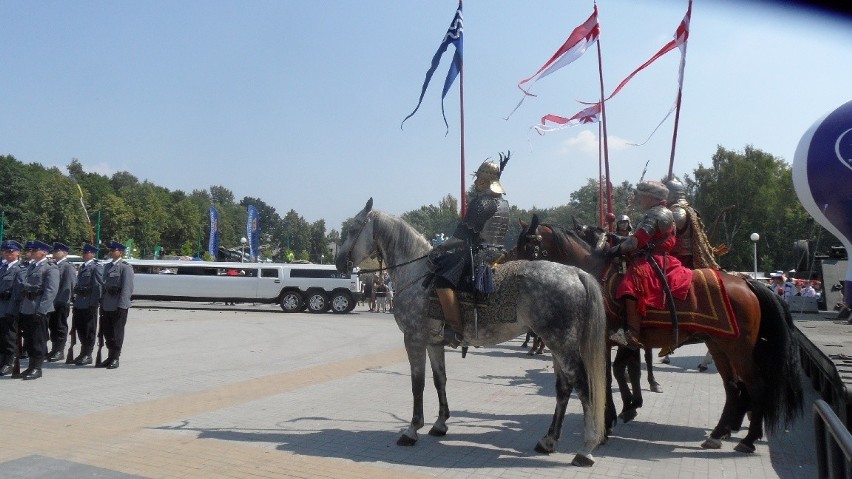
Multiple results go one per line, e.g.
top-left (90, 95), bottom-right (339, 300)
top-left (598, 123), bottom-right (605, 227)
top-left (595, 24), bottom-right (614, 231)
top-left (668, 0), bottom-right (692, 181)
top-left (76, 184), bottom-right (95, 244)
top-left (459, 37), bottom-right (467, 218)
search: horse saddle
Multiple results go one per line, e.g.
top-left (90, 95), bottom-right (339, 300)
top-left (426, 261), bottom-right (525, 331)
top-left (605, 268), bottom-right (740, 338)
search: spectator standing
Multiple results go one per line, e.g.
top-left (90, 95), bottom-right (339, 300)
top-left (375, 279), bottom-right (388, 312)
top-left (363, 274), bottom-right (374, 311)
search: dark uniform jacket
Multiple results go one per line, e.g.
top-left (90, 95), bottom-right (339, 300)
top-left (101, 259), bottom-right (134, 311)
top-left (0, 260), bottom-right (26, 317)
top-left (73, 260), bottom-right (103, 309)
top-left (19, 259), bottom-right (59, 316)
top-left (54, 258), bottom-right (78, 305)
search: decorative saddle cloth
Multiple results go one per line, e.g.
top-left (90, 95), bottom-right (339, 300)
top-left (426, 261), bottom-right (524, 328)
top-left (604, 267), bottom-right (740, 338)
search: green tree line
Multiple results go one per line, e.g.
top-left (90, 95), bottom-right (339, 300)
top-left (0, 145), bottom-right (836, 273)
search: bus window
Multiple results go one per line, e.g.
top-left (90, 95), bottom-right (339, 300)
top-left (261, 268), bottom-right (279, 278)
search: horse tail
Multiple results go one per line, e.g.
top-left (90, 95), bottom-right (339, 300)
top-left (577, 269), bottom-right (608, 446)
top-left (748, 279), bottom-right (804, 434)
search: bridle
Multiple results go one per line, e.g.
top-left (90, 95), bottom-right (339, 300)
top-left (343, 211), bottom-right (381, 272)
top-left (342, 210), bottom-right (429, 276)
top-left (521, 225), bottom-right (547, 260)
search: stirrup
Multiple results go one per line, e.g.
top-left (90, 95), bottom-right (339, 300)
top-left (608, 329), bottom-right (629, 347)
top-left (443, 329), bottom-right (463, 349)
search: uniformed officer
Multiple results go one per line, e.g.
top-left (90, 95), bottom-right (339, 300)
top-left (98, 241), bottom-right (134, 369)
top-left (46, 242), bottom-right (77, 362)
top-left (18, 240), bottom-right (59, 380)
top-left (71, 243), bottom-right (103, 366)
top-left (0, 240), bottom-right (27, 376)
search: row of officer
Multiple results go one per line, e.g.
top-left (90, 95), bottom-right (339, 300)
top-left (0, 239), bottom-right (134, 380)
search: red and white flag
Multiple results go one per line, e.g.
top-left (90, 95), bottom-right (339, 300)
top-left (535, 1), bottom-right (692, 135)
top-left (597, 0), bottom-right (690, 103)
top-left (534, 103), bottom-right (601, 134)
top-left (505, 7), bottom-right (599, 119)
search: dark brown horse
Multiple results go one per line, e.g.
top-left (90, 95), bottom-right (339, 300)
top-left (513, 214), bottom-right (803, 453)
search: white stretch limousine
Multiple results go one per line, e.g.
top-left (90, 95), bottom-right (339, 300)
top-left (128, 260), bottom-right (361, 314)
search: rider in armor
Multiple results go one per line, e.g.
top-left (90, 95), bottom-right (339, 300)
top-left (608, 180), bottom-right (692, 350)
top-left (430, 154), bottom-right (511, 347)
top-left (665, 177), bottom-right (720, 269)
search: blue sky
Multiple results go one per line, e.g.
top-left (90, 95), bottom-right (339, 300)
top-left (1, 1), bottom-right (850, 231)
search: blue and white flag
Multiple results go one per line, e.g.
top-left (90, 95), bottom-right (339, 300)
top-left (247, 205), bottom-right (260, 261)
top-left (401, 0), bottom-right (463, 132)
top-left (208, 206), bottom-right (220, 259)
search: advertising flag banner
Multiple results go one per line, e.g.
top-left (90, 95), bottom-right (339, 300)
top-left (247, 205), bottom-right (260, 261)
top-left (208, 206), bottom-right (220, 259)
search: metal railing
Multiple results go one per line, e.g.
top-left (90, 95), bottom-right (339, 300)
top-left (814, 399), bottom-right (852, 479)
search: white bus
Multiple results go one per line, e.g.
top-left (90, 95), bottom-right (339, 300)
top-left (127, 259), bottom-right (361, 313)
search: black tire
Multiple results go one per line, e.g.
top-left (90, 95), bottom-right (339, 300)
top-left (280, 291), bottom-right (305, 313)
top-left (330, 291), bottom-right (353, 314)
top-left (306, 291), bottom-right (330, 313)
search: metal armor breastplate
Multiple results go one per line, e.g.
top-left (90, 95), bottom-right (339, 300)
top-left (479, 198), bottom-right (510, 247)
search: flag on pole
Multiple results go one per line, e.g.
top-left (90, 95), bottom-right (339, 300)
top-left (591, 1), bottom-right (690, 104)
top-left (536, 2), bottom-right (691, 134)
top-left (246, 205), bottom-right (259, 262)
top-left (534, 103), bottom-right (601, 133)
top-left (401, 0), bottom-right (463, 131)
top-left (505, 7), bottom-right (599, 119)
top-left (208, 206), bottom-right (220, 259)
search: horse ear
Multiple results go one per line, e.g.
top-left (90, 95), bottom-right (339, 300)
top-left (518, 218), bottom-right (528, 229)
top-left (572, 216), bottom-right (581, 231)
top-left (365, 197), bottom-right (373, 213)
top-left (530, 214), bottom-right (540, 232)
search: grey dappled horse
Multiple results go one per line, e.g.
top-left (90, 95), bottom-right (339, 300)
top-left (335, 198), bottom-right (609, 466)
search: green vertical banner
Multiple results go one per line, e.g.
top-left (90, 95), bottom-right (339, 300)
top-left (125, 239), bottom-right (134, 259)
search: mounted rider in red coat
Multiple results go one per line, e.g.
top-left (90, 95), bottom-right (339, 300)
top-left (608, 180), bottom-right (692, 350)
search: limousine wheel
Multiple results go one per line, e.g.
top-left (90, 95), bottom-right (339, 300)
top-left (306, 291), bottom-right (330, 313)
top-left (280, 291), bottom-right (305, 313)
top-left (330, 291), bottom-right (353, 314)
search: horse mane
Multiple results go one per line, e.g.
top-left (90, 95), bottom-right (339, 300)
top-left (370, 210), bottom-right (432, 261)
top-left (544, 223), bottom-right (592, 257)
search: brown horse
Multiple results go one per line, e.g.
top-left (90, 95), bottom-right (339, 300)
top-left (513, 214), bottom-right (803, 453)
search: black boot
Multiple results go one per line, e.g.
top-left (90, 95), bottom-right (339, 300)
top-left (106, 357), bottom-right (120, 369)
top-left (22, 360), bottom-right (43, 380)
top-left (74, 353), bottom-right (93, 366)
top-left (46, 349), bottom-right (65, 362)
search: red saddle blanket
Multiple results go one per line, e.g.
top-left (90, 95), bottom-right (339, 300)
top-left (604, 268), bottom-right (739, 338)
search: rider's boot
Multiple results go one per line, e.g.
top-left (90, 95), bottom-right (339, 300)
top-left (623, 298), bottom-right (644, 350)
top-left (436, 288), bottom-right (464, 348)
top-left (609, 297), bottom-right (643, 350)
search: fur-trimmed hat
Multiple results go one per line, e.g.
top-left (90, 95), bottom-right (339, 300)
top-left (635, 180), bottom-right (669, 201)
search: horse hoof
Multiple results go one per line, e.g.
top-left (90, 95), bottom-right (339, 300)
top-left (701, 437), bottom-right (722, 449)
top-left (535, 437), bottom-right (557, 454)
top-left (622, 408), bottom-right (638, 423)
top-left (397, 435), bottom-right (418, 446)
top-left (428, 426), bottom-right (447, 437)
top-left (734, 442), bottom-right (756, 454)
top-left (571, 454), bottom-right (595, 467)
top-left (650, 383), bottom-right (663, 393)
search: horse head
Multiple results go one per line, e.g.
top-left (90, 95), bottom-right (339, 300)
top-left (336, 197), bottom-right (378, 273)
top-left (513, 214), bottom-right (546, 260)
top-left (572, 218), bottom-right (609, 253)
